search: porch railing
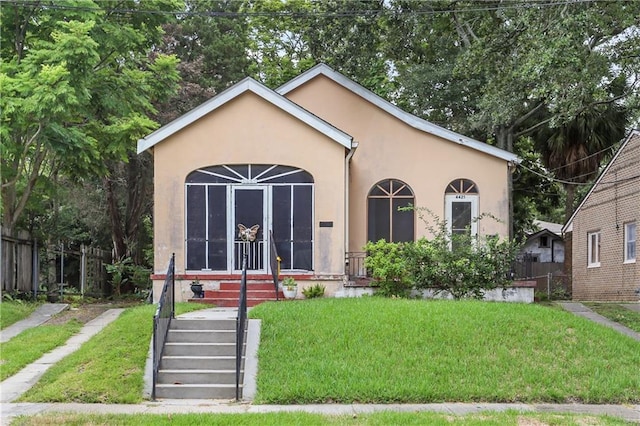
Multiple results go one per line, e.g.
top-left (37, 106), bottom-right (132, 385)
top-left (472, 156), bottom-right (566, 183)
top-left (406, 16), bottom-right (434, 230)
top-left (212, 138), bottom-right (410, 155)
top-left (346, 251), bottom-right (368, 280)
top-left (236, 245), bottom-right (248, 401)
top-left (269, 231), bottom-right (280, 300)
top-left (152, 254), bottom-right (175, 401)
top-left (234, 240), bottom-right (264, 270)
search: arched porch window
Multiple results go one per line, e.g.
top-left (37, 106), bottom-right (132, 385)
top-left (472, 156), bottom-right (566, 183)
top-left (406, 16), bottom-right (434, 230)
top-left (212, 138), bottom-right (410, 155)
top-left (185, 164), bottom-right (313, 272)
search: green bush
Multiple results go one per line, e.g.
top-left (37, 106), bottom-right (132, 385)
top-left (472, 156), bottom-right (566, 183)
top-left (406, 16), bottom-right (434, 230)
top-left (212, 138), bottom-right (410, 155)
top-left (365, 207), bottom-right (520, 300)
top-left (302, 284), bottom-right (325, 299)
top-left (363, 239), bottom-right (412, 298)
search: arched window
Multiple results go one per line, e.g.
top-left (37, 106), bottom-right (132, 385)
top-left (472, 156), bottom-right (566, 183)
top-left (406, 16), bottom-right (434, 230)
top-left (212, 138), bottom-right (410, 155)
top-left (444, 179), bottom-right (479, 246)
top-left (367, 179), bottom-right (415, 243)
top-left (185, 164), bottom-right (313, 272)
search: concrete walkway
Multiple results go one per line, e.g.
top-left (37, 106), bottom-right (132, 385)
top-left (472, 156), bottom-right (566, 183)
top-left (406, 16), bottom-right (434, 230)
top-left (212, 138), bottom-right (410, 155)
top-left (559, 302), bottom-right (640, 341)
top-left (0, 309), bottom-right (124, 403)
top-left (2, 401), bottom-right (639, 422)
top-left (0, 304), bottom-right (69, 343)
top-left (622, 303), bottom-right (640, 313)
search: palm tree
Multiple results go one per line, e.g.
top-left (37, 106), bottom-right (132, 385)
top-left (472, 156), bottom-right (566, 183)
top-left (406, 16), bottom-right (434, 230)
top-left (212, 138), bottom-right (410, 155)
top-left (531, 85), bottom-right (628, 221)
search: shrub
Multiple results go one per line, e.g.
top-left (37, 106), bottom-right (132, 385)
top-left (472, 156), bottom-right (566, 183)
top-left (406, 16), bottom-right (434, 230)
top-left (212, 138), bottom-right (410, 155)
top-left (366, 207), bottom-right (520, 300)
top-left (363, 239), bottom-right (413, 298)
top-left (302, 284), bottom-right (325, 299)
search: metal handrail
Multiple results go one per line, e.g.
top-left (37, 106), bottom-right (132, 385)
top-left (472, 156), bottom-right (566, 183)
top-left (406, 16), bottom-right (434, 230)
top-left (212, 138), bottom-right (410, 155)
top-left (236, 245), bottom-right (248, 401)
top-left (269, 230), bottom-right (280, 300)
top-left (152, 253), bottom-right (175, 401)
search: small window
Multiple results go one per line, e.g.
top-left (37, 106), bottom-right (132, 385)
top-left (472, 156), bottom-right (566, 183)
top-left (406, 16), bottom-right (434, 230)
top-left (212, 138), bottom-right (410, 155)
top-left (587, 231), bottom-right (601, 268)
top-left (539, 235), bottom-right (549, 248)
top-left (624, 222), bottom-right (636, 263)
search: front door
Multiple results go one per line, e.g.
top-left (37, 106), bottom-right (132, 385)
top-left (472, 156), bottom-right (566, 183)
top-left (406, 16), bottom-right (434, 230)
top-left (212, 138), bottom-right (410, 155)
top-left (232, 186), bottom-right (267, 272)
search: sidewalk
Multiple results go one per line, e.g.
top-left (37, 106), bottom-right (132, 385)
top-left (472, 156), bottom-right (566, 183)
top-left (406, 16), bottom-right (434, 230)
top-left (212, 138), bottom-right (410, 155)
top-left (1, 303), bottom-right (639, 423)
top-left (2, 401), bottom-right (639, 422)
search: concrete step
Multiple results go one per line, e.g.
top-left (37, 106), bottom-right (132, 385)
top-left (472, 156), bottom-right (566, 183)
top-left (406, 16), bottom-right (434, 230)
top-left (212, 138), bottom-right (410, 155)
top-left (155, 383), bottom-right (238, 399)
top-left (161, 355), bottom-right (239, 370)
top-left (160, 356), bottom-right (237, 370)
top-left (219, 281), bottom-right (277, 291)
top-left (157, 369), bottom-right (239, 385)
top-left (170, 319), bottom-right (236, 331)
top-left (194, 298), bottom-right (280, 307)
top-left (163, 342), bottom-right (238, 356)
top-left (205, 289), bottom-right (280, 299)
top-left (166, 329), bottom-right (238, 343)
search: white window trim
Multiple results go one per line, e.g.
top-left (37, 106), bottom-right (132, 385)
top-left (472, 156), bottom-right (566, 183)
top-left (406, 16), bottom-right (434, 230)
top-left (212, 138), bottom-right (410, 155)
top-left (444, 194), bottom-right (479, 238)
top-left (587, 231), bottom-right (601, 268)
top-left (624, 222), bottom-right (636, 264)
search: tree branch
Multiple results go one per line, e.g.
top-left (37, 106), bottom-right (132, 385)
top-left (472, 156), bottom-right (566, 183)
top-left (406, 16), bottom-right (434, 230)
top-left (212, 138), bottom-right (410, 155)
top-left (10, 142), bottom-right (47, 230)
top-left (1, 123), bottom-right (43, 189)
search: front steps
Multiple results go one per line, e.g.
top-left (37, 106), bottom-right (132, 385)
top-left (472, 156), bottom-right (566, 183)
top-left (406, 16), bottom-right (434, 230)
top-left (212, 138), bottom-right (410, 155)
top-left (191, 280), bottom-right (283, 307)
top-left (155, 318), bottom-right (245, 399)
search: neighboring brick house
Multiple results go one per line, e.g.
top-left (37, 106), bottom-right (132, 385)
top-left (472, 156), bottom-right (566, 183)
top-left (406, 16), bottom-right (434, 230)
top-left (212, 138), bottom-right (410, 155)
top-left (563, 130), bottom-right (639, 301)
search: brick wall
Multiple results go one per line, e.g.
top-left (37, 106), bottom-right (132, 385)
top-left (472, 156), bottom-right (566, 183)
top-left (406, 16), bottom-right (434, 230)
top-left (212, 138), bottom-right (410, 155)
top-left (571, 133), bottom-right (640, 301)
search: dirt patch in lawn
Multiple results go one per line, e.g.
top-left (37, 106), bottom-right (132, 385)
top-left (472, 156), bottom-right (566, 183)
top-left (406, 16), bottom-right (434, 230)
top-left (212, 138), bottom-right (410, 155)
top-left (44, 302), bottom-right (141, 325)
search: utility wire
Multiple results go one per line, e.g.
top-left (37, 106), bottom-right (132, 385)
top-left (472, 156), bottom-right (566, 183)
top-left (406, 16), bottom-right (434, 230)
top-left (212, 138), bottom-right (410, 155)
top-left (0, 0), bottom-right (604, 18)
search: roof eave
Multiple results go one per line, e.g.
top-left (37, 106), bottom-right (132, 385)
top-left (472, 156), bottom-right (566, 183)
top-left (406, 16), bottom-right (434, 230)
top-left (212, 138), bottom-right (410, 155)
top-left (137, 77), bottom-right (353, 154)
top-left (277, 64), bottom-right (519, 164)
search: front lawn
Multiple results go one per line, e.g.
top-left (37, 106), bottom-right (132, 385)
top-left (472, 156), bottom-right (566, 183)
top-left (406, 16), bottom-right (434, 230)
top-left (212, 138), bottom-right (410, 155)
top-left (250, 298), bottom-right (640, 404)
top-left (0, 320), bottom-right (82, 380)
top-left (18, 302), bottom-right (210, 404)
top-left (0, 301), bottom-right (40, 329)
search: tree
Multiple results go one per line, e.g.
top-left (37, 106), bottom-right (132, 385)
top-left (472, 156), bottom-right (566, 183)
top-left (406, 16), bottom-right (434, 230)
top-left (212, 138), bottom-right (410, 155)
top-left (245, 0), bottom-right (393, 92)
top-left (1, 0), bottom-right (181, 246)
top-left (529, 79), bottom-right (629, 220)
top-left (386, 0), bottom-right (640, 151)
top-left (154, 0), bottom-right (252, 124)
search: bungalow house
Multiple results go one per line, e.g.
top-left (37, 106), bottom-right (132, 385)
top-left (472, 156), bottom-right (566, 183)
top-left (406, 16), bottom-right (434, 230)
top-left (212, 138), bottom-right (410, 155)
top-left (137, 64), bottom-right (519, 302)
top-left (562, 130), bottom-right (640, 301)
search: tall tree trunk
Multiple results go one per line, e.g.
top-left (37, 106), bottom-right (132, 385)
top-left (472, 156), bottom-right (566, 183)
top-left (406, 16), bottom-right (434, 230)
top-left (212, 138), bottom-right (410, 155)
top-left (104, 173), bottom-right (127, 261)
top-left (495, 125), bottom-right (514, 152)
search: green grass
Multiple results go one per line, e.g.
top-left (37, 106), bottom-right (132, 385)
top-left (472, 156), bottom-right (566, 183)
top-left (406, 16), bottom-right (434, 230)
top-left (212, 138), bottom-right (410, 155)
top-left (18, 302), bottom-right (210, 404)
top-left (0, 320), bottom-right (83, 380)
top-left (584, 303), bottom-right (640, 332)
top-left (249, 298), bottom-right (640, 404)
top-left (0, 301), bottom-right (40, 329)
top-left (9, 411), bottom-right (635, 425)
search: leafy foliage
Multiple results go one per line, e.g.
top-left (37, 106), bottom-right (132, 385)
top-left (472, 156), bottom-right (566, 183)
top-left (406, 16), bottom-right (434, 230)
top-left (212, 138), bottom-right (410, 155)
top-left (302, 283), bottom-right (325, 299)
top-left (1, 0), bottom-right (180, 240)
top-left (365, 208), bottom-right (520, 300)
top-left (363, 240), bottom-right (412, 298)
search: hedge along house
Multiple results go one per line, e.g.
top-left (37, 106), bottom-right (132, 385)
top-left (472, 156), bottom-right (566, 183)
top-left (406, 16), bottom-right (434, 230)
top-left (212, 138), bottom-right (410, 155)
top-left (138, 64), bottom-right (519, 303)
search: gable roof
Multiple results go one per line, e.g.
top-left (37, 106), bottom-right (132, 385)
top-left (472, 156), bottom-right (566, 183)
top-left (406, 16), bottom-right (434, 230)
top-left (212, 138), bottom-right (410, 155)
top-left (277, 64), bottom-right (519, 164)
top-left (137, 77), bottom-right (353, 154)
top-left (562, 129), bottom-right (640, 233)
top-left (531, 220), bottom-right (563, 236)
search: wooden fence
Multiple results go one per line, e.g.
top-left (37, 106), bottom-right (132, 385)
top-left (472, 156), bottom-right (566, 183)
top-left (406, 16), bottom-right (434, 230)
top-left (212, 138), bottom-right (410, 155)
top-left (1, 230), bottom-right (38, 293)
top-left (1, 229), bottom-right (111, 297)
